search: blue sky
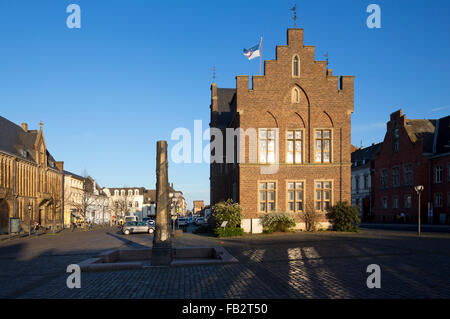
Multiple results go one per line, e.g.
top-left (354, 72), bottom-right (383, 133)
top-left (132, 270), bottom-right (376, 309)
top-left (1, 0), bottom-right (449, 209)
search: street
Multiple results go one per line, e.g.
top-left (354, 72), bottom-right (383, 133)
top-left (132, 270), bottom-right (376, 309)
top-left (0, 227), bottom-right (449, 298)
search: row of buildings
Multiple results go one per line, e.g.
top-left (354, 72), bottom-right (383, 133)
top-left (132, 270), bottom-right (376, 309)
top-left (351, 110), bottom-right (450, 225)
top-left (209, 28), bottom-right (449, 233)
top-left (0, 115), bottom-right (187, 234)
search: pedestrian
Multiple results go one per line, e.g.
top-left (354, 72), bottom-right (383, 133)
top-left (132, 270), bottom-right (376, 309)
top-left (34, 221), bottom-right (40, 234)
top-left (400, 212), bottom-right (406, 224)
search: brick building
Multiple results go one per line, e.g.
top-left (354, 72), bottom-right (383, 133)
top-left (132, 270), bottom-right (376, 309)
top-left (0, 116), bottom-right (64, 233)
top-left (193, 200), bottom-right (204, 215)
top-left (372, 110), bottom-right (450, 224)
top-left (210, 28), bottom-right (354, 232)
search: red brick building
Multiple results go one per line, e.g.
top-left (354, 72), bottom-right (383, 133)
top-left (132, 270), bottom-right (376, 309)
top-left (210, 28), bottom-right (354, 232)
top-left (372, 110), bottom-right (450, 224)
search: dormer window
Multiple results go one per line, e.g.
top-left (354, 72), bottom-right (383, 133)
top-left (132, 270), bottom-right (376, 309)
top-left (121, 190), bottom-right (125, 196)
top-left (293, 56), bottom-right (300, 77)
top-left (128, 190), bottom-right (133, 196)
top-left (114, 190), bottom-right (119, 196)
top-left (135, 190), bottom-right (139, 196)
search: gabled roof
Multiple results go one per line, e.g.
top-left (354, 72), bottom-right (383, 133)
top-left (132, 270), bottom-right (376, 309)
top-left (0, 115), bottom-right (59, 168)
top-left (215, 88), bottom-right (236, 128)
top-left (433, 115), bottom-right (450, 156)
top-left (404, 119), bottom-right (436, 153)
top-left (351, 142), bottom-right (383, 167)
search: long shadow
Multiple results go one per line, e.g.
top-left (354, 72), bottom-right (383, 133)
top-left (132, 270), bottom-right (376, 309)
top-left (105, 231), bottom-right (150, 249)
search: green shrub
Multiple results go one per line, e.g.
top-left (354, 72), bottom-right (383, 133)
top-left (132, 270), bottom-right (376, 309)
top-left (326, 201), bottom-right (360, 232)
top-left (211, 199), bottom-right (244, 237)
top-left (192, 224), bottom-right (214, 235)
top-left (261, 211), bottom-right (296, 233)
top-left (214, 227), bottom-right (244, 237)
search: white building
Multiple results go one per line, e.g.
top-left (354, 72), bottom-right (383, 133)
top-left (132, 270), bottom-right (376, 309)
top-left (103, 187), bottom-right (145, 223)
top-left (351, 143), bottom-right (382, 222)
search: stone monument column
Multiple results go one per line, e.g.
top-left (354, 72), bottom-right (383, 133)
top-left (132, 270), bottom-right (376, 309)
top-left (151, 140), bottom-right (172, 266)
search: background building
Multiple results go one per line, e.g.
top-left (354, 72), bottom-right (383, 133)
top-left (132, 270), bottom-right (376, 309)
top-left (373, 110), bottom-right (450, 224)
top-left (210, 28), bottom-right (354, 232)
top-left (193, 200), bottom-right (205, 215)
top-left (0, 117), bottom-right (64, 233)
top-left (351, 143), bottom-right (382, 222)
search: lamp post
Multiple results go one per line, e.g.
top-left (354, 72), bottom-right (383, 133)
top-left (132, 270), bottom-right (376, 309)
top-left (28, 201), bottom-right (32, 237)
top-left (414, 185), bottom-right (424, 236)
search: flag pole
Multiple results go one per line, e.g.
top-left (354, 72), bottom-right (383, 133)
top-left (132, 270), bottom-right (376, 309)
top-left (259, 36), bottom-right (263, 76)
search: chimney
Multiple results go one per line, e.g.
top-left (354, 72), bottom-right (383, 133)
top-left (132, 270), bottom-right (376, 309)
top-left (56, 161), bottom-right (64, 171)
top-left (21, 123), bottom-right (28, 132)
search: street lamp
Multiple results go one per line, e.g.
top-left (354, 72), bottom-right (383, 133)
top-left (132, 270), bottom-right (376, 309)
top-left (414, 185), bottom-right (424, 236)
top-left (27, 201), bottom-right (32, 237)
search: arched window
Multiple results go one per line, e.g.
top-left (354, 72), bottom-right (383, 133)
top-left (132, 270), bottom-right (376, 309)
top-left (293, 56), bottom-right (300, 77)
top-left (291, 87), bottom-right (300, 103)
top-left (134, 190), bottom-right (139, 196)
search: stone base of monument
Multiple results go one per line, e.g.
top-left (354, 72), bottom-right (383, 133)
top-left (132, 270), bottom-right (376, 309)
top-left (78, 246), bottom-right (237, 272)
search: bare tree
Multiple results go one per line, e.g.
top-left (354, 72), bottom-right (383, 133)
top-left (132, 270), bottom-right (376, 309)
top-left (67, 176), bottom-right (97, 225)
top-left (299, 202), bottom-right (322, 232)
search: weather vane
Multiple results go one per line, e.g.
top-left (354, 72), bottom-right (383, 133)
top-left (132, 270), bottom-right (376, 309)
top-left (211, 66), bottom-right (216, 82)
top-left (291, 5), bottom-right (297, 27)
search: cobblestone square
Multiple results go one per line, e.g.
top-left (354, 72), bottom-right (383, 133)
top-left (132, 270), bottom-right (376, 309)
top-left (0, 228), bottom-right (449, 299)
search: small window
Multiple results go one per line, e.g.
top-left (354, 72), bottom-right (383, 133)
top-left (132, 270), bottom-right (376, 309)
top-left (404, 194), bottom-right (412, 208)
top-left (392, 196), bottom-right (399, 209)
top-left (435, 166), bottom-right (443, 183)
top-left (259, 129), bottom-right (277, 164)
top-left (315, 181), bottom-right (332, 211)
top-left (287, 181), bottom-right (304, 212)
top-left (135, 190), bottom-right (139, 196)
top-left (434, 193), bottom-right (443, 208)
top-left (286, 130), bottom-right (303, 163)
top-left (315, 130), bottom-right (331, 163)
top-left (382, 197), bottom-right (388, 209)
top-left (392, 167), bottom-right (400, 187)
top-left (293, 56), bottom-right (300, 77)
top-left (259, 182), bottom-right (276, 212)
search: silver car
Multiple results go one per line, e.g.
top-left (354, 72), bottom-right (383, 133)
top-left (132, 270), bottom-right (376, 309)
top-left (122, 221), bottom-right (154, 235)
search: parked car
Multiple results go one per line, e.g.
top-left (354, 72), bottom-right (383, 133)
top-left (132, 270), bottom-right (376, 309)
top-left (145, 219), bottom-right (155, 227)
top-left (124, 216), bottom-right (138, 223)
top-left (122, 221), bottom-right (154, 235)
top-left (176, 217), bottom-right (189, 227)
top-left (194, 217), bottom-right (205, 226)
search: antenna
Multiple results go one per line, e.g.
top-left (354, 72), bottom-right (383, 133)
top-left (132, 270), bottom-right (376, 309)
top-left (291, 5), bottom-right (297, 27)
